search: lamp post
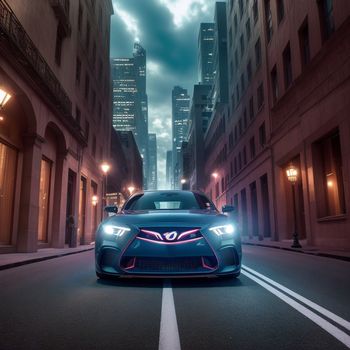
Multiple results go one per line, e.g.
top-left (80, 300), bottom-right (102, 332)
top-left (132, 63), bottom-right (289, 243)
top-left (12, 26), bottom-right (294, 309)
top-left (100, 162), bottom-right (110, 207)
top-left (286, 163), bottom-right (302, 248)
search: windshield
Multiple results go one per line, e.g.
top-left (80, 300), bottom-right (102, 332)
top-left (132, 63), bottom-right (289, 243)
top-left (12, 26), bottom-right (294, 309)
top-left (124, 192), bottom-right (217, 211)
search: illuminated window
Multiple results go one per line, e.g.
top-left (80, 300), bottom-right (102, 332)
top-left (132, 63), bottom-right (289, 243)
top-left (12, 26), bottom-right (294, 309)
top-left (312, 129), bottom-right (346, 217)
top-left (38, 158), bottom-right (52, 242)
top-left (0, 142), bottom-right (17, 244)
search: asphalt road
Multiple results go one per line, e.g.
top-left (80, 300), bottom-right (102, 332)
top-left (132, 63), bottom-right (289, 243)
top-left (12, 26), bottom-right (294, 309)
top-left (0, 246), bottom-right (349, 350)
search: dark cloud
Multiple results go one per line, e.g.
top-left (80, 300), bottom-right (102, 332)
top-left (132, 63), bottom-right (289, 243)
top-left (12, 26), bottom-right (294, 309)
top-left (110, 0), bottom-right (216, 188)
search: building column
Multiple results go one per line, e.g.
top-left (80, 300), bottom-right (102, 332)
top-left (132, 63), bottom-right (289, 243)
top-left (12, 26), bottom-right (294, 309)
top-left (83, 179), bottom-right (92, 244)
top-left (51, 150), bottom-right (68, 248)
top-left (16, 134), bottom-right (44, 252)
top-left (246, 185), bottom-right (253, 239)
top-left (256, 178), bottom-right (265, 241)
top-left (73, 169), bottom-right (81, 247)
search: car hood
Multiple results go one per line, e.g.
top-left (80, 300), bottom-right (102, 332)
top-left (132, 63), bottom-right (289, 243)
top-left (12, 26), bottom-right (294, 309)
top-left (104, 209), bottom-right (230, 228)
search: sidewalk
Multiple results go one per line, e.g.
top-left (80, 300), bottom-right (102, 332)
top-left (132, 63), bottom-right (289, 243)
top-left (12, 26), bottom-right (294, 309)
top-left (0, 244), bottom-right (95, 270)
top-left (242, 238), bottom-right (350, 262)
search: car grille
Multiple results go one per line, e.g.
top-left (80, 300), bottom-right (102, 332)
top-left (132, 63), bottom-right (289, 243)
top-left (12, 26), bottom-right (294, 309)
top-left (120, 256), bottom-right (217, 273)
top-left (136, 257), bottom-right (202, 272)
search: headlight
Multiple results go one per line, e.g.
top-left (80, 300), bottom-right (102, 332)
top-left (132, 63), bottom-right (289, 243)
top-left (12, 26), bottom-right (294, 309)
top-left (102, 225), bottom-right (130, 237)
top-left (209, 224), bottom-right (235, 236)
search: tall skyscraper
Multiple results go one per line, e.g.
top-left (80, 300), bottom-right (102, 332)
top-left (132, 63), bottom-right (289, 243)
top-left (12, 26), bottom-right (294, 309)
top-left (133, 43), bottom-right (149, 188)
top-left (111, 43), bottom-right (149, 189)
top-left (172, 86), bottom-right (190, 189)
top-left (111, 58), bottom-right (138, 133)
top-left (210, 2), bottom-right (228, 107)
top-left (198, 23), bottom-right (215, 85)
top-left (148, 134), bottom-right (157, 190)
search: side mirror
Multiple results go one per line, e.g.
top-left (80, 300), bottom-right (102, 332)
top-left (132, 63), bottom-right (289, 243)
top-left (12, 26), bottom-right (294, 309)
top-left (222, 205), bottom-right (235, 213)
top-left (104, 205), bottom-right (118, 214)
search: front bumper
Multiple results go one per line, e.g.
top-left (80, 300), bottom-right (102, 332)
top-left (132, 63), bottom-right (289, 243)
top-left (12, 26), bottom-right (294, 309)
top-left (95, 228), bottom-right (241, 277)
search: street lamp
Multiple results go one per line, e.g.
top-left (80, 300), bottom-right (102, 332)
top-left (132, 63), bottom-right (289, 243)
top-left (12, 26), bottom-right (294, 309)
top-left (100, 162), bottom-right (110, 207)
top-left (128, 186), bottom-right (135, 195)
top-left (180, 178), bottom-right (186, 184)
top-left (286, 163), bottom-right (302, 248)
top-left (0, 88), bottom-right (11, 110)
top-left (212, 172), bottom-right (218, 179)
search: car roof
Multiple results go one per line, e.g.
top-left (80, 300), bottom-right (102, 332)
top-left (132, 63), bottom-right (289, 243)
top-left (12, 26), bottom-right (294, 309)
top-left (131, 190), bottom-right (206, 196)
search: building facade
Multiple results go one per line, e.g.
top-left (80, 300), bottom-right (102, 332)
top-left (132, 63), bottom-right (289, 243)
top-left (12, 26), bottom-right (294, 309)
top-left (266, 0), bottom-right (350, 249)
top-left (0, 0), bottom-right (113, 252)
top-left (204, 0), bottom-right (350, 250)
top-left (172, 86), bottom-right (190, 189)
top-left (148, 133), bottom-right (157, 190)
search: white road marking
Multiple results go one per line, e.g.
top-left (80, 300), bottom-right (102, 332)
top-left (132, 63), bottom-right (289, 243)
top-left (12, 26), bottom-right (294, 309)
top-left (159, 280), bottom-right (181, 350)
top-left (242, 265), bottom-right (350, 332)
top-left (242, 269), bottom-right (350, 348)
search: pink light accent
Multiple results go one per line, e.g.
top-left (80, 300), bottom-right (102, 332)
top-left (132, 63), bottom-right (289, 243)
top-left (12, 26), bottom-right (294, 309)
top-left (201, 256), bottom-right (215, 270)
top-left (136, 237), bottom-right (203, 245)
top-left (124, 257), bottom-right (136, 270)
top-left (177, 229), bottom-right (199, 240)
top-left (140, 229), bottom-right (164, 240)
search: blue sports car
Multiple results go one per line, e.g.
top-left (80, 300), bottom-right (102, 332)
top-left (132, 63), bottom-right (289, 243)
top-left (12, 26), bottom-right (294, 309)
top-left (95, 190), bottom-right (241, 279)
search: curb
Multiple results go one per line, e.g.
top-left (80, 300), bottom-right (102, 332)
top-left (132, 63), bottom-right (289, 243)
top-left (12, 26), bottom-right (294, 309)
top-left (0, 247), bottom-right (95, 271)
top-left (242, 242), bottom-right (350, 262)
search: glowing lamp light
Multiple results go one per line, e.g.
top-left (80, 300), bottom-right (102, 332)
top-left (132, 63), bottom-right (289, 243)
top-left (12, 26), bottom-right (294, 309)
top-left (0, 116), bottom-right (4, 122)
top-left (212, 172), bottom-right (218, 179)
top-left (0, 88), bottom-right (11, 109)
top-left (92, 195), bottom-right (98, 206)
top-left (286, 164), bottom-right (298, 184)
top-left (180, 178), bottom-right (186, 184)
top-left (100, 162), bottom-right (110, 174)
top-left (128, 186), bottom-right (135, 194)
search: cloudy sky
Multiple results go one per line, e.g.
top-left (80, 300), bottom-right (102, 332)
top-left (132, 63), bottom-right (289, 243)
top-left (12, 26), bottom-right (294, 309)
top-left (110, 0), bottom-right (217, 189)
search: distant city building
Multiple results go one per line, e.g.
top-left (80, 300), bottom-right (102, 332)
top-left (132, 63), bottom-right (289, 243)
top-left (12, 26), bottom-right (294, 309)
top-left (198, 23), bottom-right (215, 85)
top-left (0, 0), bottom-right (113, 252)
top-left (148, 134), bottom-right (158, 190)
top-left (172, 86), bottom-right (190, 189)
top-left (186, 84), bottom-right (212, 191)
top-left (117, 131), bottom-right (143, 194)
top-left (210, 2), bottom-right (228, 108)
top-left (111, 43), bottom-right (149, 189)
top-left (166, 150), bottom-right (173, 189)
top-left (108, 129), bottom-right (142, 208)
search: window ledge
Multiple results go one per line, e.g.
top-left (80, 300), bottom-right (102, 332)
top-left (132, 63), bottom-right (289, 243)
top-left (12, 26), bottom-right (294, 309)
top-left (317, 214), bottom-right (347, 223)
